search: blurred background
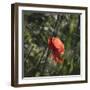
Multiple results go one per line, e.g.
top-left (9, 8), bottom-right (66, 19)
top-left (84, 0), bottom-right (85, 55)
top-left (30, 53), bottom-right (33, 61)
top-left (23, 11), bottom-right (80, 77)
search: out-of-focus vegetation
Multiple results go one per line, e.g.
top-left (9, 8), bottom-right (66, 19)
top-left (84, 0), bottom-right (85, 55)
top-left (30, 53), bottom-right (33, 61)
top-left (23, 11), bottom-right (80, 77)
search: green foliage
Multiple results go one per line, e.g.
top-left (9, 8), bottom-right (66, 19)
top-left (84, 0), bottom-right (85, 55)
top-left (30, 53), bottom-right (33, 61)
top-left (23, 11), bottom-right (80, 77)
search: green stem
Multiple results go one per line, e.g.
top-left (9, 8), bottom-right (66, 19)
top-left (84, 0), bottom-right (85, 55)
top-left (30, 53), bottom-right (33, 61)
top-left (25, 45), bottom-right (34, 60)
top-left (41, 48), bottom-right (50, 75)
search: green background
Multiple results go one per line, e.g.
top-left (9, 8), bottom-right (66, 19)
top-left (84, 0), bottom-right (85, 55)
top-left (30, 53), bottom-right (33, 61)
top-left (23, 11), bottom-right (80, 77)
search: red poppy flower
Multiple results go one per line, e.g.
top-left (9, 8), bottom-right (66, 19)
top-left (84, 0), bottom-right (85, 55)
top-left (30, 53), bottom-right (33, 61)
top-left (48, 37), bottom-right (64, 63)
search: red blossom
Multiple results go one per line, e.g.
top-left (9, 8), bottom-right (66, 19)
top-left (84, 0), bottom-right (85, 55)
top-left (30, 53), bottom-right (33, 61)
top-left (48, 37), bottom-right (64, 63)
